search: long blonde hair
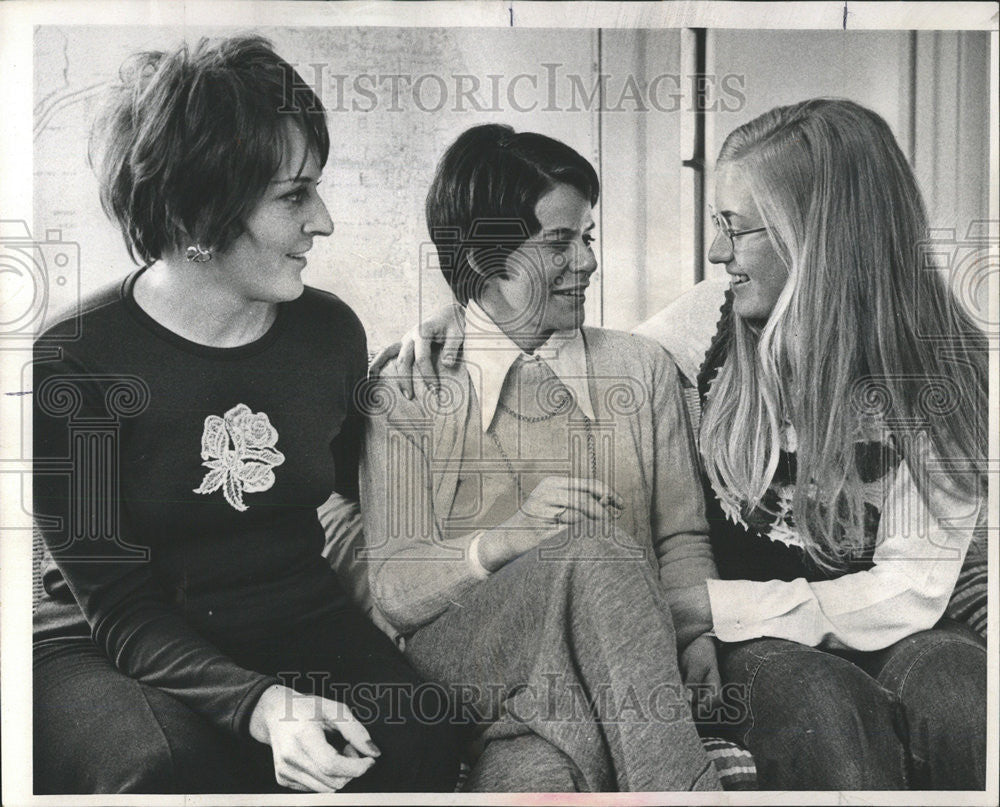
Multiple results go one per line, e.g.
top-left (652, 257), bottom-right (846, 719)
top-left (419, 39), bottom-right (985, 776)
top-left (699, 99), bottom-right (987, 568)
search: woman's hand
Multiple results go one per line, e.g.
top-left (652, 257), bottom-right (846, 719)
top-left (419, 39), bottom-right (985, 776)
top-left (368, 303), bottom-right (467, 400)
top-left (477, 476), bottom-right (624, 571)
top-left (678, 633), bottom-right (722, 718)
top-left (516, 475), bottom-right (624, 527)
top-left (249, 685), bottom-right (381, 792)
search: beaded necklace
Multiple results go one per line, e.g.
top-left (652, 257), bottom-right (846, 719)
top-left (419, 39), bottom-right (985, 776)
top-left (488, 391), bottom-right (598, 504)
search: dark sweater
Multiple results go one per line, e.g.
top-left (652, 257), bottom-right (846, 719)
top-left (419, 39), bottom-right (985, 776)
top-left (696, 289), bottom-right (885, 583)
top-left (32, 268), bottom-right (367, 737)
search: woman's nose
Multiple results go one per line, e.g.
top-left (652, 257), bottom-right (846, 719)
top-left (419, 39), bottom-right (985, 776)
top-left (706, 228), bottom-right (732, 264)
top-left (306, 195), bottom-right (335, 237)
top-left (574, 242), bottom-right (598, 274)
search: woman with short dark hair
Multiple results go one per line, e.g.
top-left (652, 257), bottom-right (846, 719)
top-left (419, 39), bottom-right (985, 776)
top-left (425, 124), bottom-right (601, 306)
top-left (32, 36), bottom-right (460, 794)
top-left (361, 123), bottom-right (723, 792)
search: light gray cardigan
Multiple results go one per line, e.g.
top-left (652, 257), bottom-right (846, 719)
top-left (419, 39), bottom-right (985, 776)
top-left (359, 326), bottom-right (717, 637)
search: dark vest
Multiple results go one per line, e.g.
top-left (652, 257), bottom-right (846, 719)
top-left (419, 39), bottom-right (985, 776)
top-left (696, 290), bottom-right (897, 583)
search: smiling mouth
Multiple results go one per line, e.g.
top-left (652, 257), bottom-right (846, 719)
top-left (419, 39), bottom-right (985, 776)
top-left (729, 273), bottom-right (749, 286)
top-left (552, 285), bottom-right (588, 300)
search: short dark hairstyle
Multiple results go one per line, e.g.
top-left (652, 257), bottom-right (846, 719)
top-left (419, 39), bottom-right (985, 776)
top-left (92, 35), bottom-right (330, 264)
top-left (425, 124), bottom-right (600, 305)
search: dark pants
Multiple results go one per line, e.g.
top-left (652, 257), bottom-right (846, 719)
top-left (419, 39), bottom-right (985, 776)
top-left (713, 619), bottom-right (986, 790)
top-left (33, 608), bottom-right (462, 794)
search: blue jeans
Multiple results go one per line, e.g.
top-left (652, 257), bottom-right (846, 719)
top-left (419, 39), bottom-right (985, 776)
top-left (715, 619), bottom-right (986, 790)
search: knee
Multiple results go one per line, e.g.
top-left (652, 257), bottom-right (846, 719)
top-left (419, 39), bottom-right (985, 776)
top-left (891, 634), bottom-right (987, 739)
top-left (736, 644), bottom-right (896, 752)
top-left (67, 735), bottom-right (181, 794)
top-left (537, 525), bottom-right (654, 582)
top-left (743, 645), bottom-right (873, 726)
top-left (874, 629), bottom-right (987, 789)
top-left (33, 703), bottom-right (183, 794)
top-left (725, 643), bottom-right (903, 789)
top-left (120, 699), bottom-right (249, 794)
top-left (126, 726), bottom-right (250, 794)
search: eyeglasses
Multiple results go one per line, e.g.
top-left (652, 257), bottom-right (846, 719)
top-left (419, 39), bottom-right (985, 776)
top-left (709, 205), bottom-right (768, 250)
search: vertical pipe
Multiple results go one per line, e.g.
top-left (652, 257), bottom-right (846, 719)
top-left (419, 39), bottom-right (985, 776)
top-left (681, 28), bottom-right (707, 283)
top-left (595, 28), bottom-right (605, 326)
top-left (908, 30), bottom-right (918, 165)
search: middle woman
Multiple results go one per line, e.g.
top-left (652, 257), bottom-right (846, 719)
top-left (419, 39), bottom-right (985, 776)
top-left (360, 124), bottom-right (721, 792)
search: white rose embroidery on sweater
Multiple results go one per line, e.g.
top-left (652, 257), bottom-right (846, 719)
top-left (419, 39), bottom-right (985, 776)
top-left (193, 404), bottom-right (285, 512)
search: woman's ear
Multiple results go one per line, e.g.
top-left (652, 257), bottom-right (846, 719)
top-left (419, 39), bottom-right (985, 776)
top-left (179, 209), bottom-right (225, 254)
top-left (171, 218), bottom-right (220, 264)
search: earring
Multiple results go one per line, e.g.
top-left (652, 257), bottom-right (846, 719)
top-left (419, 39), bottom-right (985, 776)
top-left (186, 243), bottom-right (212, 263)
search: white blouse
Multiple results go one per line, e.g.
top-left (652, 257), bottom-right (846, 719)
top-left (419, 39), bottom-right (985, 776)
top-left (635, 278), bottom-right (982, 652)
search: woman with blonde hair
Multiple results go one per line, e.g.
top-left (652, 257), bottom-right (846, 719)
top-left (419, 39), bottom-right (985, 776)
top-left (658, 98), bottom-right (988, 790)
top-left (387, 98), bottom-right (988, 790)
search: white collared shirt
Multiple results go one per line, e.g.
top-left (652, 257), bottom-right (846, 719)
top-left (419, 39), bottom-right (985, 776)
top-left (463, 300), bottom-right (595, 432)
